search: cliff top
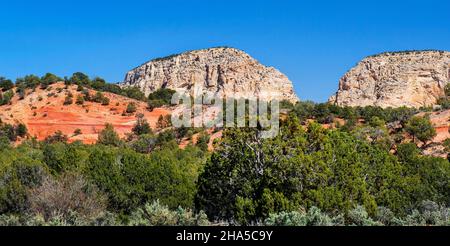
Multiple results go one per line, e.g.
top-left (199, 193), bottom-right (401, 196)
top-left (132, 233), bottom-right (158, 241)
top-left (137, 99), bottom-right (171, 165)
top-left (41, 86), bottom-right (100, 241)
top-left (131, 46), bottom-right (251, 70)
top-left (367, 50), bottom-right (449, 59)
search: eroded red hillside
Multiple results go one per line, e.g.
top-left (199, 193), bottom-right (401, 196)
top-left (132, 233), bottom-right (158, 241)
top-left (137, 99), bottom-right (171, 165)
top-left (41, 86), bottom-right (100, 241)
top-left (0, 82), bottom-right (170, 144)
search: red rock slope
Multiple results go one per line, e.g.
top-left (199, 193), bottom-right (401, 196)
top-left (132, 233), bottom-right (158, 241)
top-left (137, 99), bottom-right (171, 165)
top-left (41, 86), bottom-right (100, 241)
top-left (0, 83), bottom-right (170, 144)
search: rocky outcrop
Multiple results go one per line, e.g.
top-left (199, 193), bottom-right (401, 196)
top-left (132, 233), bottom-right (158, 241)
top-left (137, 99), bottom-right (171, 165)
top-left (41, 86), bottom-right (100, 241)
top-left (121, 47), bottom-right (298, 102)
top-left (329, 50), bottom-right (450, 108)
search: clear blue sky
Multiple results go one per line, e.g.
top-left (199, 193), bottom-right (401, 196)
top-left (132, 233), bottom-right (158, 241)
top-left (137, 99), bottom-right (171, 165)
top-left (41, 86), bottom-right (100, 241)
top-left (1, 0), bottom-right (449, 102)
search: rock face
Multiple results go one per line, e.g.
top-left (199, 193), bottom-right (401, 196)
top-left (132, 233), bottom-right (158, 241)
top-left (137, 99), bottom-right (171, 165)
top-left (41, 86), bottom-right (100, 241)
top-left (121, 47), bottom-right (298, 102)
top-left (329, 51), bottom-right (450, 108)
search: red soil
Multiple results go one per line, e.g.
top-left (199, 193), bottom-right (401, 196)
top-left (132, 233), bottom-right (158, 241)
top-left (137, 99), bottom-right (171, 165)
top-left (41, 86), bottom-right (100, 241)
top-left (425, 110), bottom-right (450, 143)
top-left (0, 83), bottom-right (170, 144)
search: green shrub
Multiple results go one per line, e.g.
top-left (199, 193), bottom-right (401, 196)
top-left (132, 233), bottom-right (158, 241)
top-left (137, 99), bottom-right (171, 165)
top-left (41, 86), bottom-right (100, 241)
top-left (156, 129), bottom-right (177, 148)
top-left (122, 87), bottom-right (146, 101)
top-left (128, 200), bottom-right (210, 226)
top-left (148, 88), bottom-right (176, 105)
top-left (347, 205), bottom-right (382, 226)
top-left (101, 96), bottom-right (110, 106)
top-left (44, 131), bottom-right (68, 144)
top-left (0, 157), bottom-right (49, 213)
top-left (404, 115), bottom-right (436, 145)
top-left (40, 73), bottom-right (61, 89)
top-left (0, 211), bottom-right (118, 226)
top-left (264, 203), bottom-right (450, 226)
top-left (264, 211), bottom-right (309, 226)
top-left (16, 75), bottom-right (41, 89)
top-left (42, 142), bottom-right (89, 174)
top-left (132, 114), bottom-right (152, 135)
top-left (264, 207), bottom-right (343, 226)
top-left (74, 129), bottom-right (82, 136)
top-left (0, 77), bottom-right (14, 91)
top-left (0, 136), bottom-right (10, 149)
top-left (76, 95), bottom-right (85, 105)
top-left (156, 115), bottom-right (171, 129)
top-left (93, 92), bottom-right (105, 103)
top-left (81, 89), bottom-right (91, 101)
top-left (0, 123), bottom-right (17, 141)
top-left (63, 95), bottom-right (73, 105)
top-left (86, 145), bottom-right (204, 213)
top-left (131, 134), bottom-right (157, 154)
top-left (90, 77), bottom-right (106, 90)
top-left (97, 124), bottom-right (122, 147)
top-left (0, 90), bottom-right (14, 106)
top-left (69, 72), bottom-right (90, 85)
top-left (196, 132), bottom-right (210, 151)
top-left (126, 102), bottom-right (137, 114)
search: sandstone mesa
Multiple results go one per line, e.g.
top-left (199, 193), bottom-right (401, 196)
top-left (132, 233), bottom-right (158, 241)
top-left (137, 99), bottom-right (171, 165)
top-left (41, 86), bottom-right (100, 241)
top-left (120, 47), bottom-right (299, 103)
top-left (329, 50), bottom-right (450, 108)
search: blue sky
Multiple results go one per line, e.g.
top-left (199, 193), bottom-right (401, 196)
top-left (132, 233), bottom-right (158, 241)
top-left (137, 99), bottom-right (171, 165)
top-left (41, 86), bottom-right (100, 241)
top-left (1, 0), bottom-right (449, 102)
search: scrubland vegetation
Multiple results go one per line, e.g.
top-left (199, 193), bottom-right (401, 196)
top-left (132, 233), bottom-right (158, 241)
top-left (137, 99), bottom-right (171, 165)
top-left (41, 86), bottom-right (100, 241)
top-left (0, 74), bottom-right (448, 226)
